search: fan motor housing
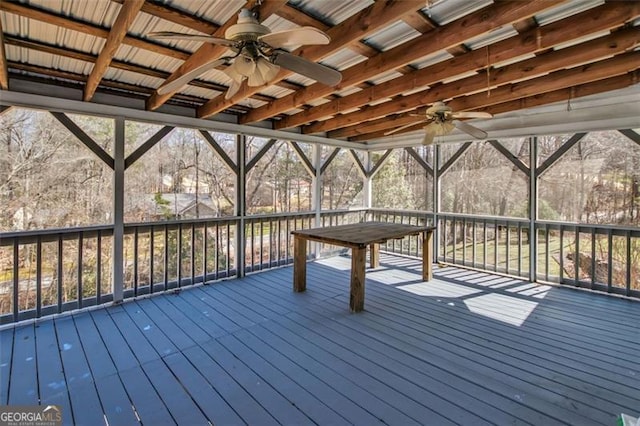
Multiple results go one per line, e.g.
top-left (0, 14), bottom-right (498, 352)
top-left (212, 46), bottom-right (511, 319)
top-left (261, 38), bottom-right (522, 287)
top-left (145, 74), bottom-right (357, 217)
top-left (225, 9), bottom-right (270, 41)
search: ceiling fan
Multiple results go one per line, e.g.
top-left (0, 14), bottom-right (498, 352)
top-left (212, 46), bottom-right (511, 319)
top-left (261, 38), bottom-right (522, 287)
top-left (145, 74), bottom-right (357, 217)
top-left (148, 8), bottom-right (342, 99)
top-left (386, 101), bottom-right (493, 145)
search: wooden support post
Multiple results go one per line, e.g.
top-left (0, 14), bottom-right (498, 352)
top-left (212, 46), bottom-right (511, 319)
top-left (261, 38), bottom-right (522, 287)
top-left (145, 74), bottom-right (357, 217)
top-left (293, 236), bottom-right (307, 292)
top-left (370, 243), bottom-right (380, 268)
top-left (423, 230), bottom-right (433, 281)
top-left (350, 247), bottom-right (366, 312)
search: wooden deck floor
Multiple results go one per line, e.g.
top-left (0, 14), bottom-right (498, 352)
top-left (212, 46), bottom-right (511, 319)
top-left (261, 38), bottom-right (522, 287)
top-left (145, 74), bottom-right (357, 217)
top-left (1, 254), bottom-right (639, 425)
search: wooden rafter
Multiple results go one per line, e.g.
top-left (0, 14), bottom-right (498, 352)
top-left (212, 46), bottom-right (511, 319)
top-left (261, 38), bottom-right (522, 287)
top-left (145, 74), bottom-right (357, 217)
top-left (350, 71), bottom-right (640, 142)
top-left (197, 0), bottom-right (425, 119)
top-left (4, 35), bottom-right (276, 104)
top-left (112, 0), bottom-right (219, 34)
top-left (0, 1), bottom-right (189, 60)
top-left (283, 2), bottom-right (638, 132)
top-left (84, 0), bottom-right (145, 101)
top-left (145, 0), bottom-right (282, 111)
top-left (6, 61), bottom-right (227, 109)
top-left (326, 33), bottom-right (640, 139)
top-left (0, 18), bottom-right (8, 90)
top-left (242, 0), bottom-right (563, 126)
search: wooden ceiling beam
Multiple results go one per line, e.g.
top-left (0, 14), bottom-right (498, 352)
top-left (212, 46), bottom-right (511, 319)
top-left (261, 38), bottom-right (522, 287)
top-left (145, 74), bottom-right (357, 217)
top-left (197, 0), bottom-right (425, 119)
top-left (0, 19), bottom-right (8, 90)
top-left (112, 0), bottom-right (219, 34)
top-left (6, 62), bottom-right (237, 109)
top-left (145, 0), bottom-right (282, 111)
top-left (349, 67), bottom-right (640, 142)
top-left (322, 29), bottom-right (640, 138)
top-left (0, 1), bottom-right (190, 60)
top-left (243, 0), bottom-right (563, 125)
top-left (4, 35), bottom-right (275, 103)
top-left (83, 0), bottom-right (145, 101)
top-left (281, 1), bottom-right (639, 131)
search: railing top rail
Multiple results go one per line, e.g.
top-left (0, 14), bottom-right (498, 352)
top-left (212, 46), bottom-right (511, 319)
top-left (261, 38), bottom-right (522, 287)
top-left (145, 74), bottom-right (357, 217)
top-left (437, 212), bottom-right (530, 223)
top-left (0, 223), bottom-right (114, 242)
top-left (536, 220), bottom-right (640, 234)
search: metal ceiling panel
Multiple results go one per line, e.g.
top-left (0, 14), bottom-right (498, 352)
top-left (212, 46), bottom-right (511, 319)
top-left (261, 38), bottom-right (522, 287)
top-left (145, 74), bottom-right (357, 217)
top-left (422, 0), bottom-right (493, 26)
top-left (320, 48), bottom-right (367, 71)
top-left (6, 45), bottom-right (93, 75)
top-left (288, 0), bottom-right (373, 26)
top-left (363, 20), bottom-right (421, 52)
top-left (367, 70), bottom-right (404, 85)
top-left (535, 0), bottom-right (604, 26)
top-left (259, 86), bottom-right (295, 98)
top-left (410, 50), bottom-right (453, 69)
top-left (464, 26), bottom-right (518, 50)
top-left (152, 0), bottom-right (244, 26)
top-left (25, 0), bottom-right (121, 27)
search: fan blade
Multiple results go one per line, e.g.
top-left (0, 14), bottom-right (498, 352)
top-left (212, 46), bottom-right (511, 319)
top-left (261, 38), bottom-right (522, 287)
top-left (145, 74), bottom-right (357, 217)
top-left (259, 27), bottom-right (330, 48)
top-left (384, 120), bottom-right (426, 136)
top-left (157, 58), bottom-right (226, 95)
top-left (272, 51), bottom-right (341, 86)
top-left (451, 111), bottom-right (493, 119)
top-left (454, 120), bottom-right (488, 139)
top-left (148, 31), bottom-right (236, 47)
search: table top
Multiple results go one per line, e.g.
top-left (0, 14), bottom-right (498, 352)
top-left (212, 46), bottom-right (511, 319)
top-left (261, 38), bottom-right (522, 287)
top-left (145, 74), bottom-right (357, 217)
top-left (291, 221), bottom-right (434, 248)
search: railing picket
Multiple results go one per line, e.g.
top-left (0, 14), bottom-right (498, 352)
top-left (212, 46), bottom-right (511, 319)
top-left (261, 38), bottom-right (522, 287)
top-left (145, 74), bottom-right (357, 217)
top-left (133, 228), bottom-right (139, 295)
top-left (607, 228), bottom-right (613, 292)
top-left (78, 232), bottom-right (83, 309)
top-left (36, 237), bottom-right (42, 318)
top-left (149, 227), bottom-right (154, 294)
top-left (13, 240), bottom-right (19, 322)
top-left (97, 230), bottom-right (102, 303)
top-left (626, 231), bottom-right (632, 296)
top-left (590, 227), bottom-right (596, 289)
top-left (203, 223), bottom-right (207, 284)
top-left (163, 225), bottom-right (168, 291)
top-left (57, 236), bottom-right (63, 314)
top-left (545, 224), bottom-right (549, 282)
top-left (191, 223), bottom-right (195, 284)
top-left (177, 224), bottom-right (183, 288)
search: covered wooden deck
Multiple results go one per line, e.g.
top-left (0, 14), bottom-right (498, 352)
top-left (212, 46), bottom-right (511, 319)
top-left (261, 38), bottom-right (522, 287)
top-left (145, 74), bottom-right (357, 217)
top-left (1, 254), bottom-right (638, 425)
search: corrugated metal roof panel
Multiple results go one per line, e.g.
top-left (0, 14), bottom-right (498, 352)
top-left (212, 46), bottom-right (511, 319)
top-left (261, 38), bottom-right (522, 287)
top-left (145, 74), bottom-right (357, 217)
top-left (104, 68), bottom-right (164, 89)
top-left (410, 50), bottom-right (453, 69)
top-left (3, 15), bottom-right (106, 56)
top-left (465, 26), bottom-right (518, 50)
top-left (259, 86), bottom-right (294, 98)
top-left (288, 0), bottom-right (373, 26)
top-left (26, 0), bottom-right (121, 27)
top-left (535, 0), bottom-right (604, 26)
top-left (151, 0), bottom-right (244, 26)
top-left (306, 97), bottom-right (331, 107)
top-left (423, 0), bottom-right (493, 26)
top-left (363, 20), bottom-right (421, 52)
top-left (320, 48), bottom-right (367, 71)
top-left (6, 44), bottom-right (93, 75)
top-left (368, 70), bottom-right (403, 85)
top-left (285, 74), bottom-right (315, 86)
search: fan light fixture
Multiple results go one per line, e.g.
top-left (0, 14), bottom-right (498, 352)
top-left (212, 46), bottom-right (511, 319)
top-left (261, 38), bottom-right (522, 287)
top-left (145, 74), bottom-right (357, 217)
top-left (148, 8), bottom-right (342, 100)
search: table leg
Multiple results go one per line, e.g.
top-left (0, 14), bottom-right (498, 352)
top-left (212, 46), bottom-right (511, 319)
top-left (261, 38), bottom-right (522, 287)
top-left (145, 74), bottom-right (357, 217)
top-left (370, 243), bottom-right (380, 268)
top-left (423, 230), bottom-right (433, 281)
top-left (293, 236), bottom-right (307, 292)
top-left (350, 247), bottom-right (366, 312)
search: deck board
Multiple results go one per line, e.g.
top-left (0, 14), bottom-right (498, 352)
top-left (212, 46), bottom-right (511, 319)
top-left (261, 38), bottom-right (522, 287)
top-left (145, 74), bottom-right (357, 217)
top-left (1, 253), bottom-right (639, 425)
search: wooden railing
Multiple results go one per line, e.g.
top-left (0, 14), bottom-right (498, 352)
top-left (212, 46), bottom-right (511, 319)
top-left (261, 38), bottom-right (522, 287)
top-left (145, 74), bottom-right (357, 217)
top-left (0, 209), bottom-right (366, 324)
top-left (1, 209), bottom-right (638, 323)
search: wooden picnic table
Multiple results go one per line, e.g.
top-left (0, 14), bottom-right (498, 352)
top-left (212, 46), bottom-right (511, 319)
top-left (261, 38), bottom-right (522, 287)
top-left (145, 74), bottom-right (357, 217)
top-left (291, 222), bottom-right (435, 312)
